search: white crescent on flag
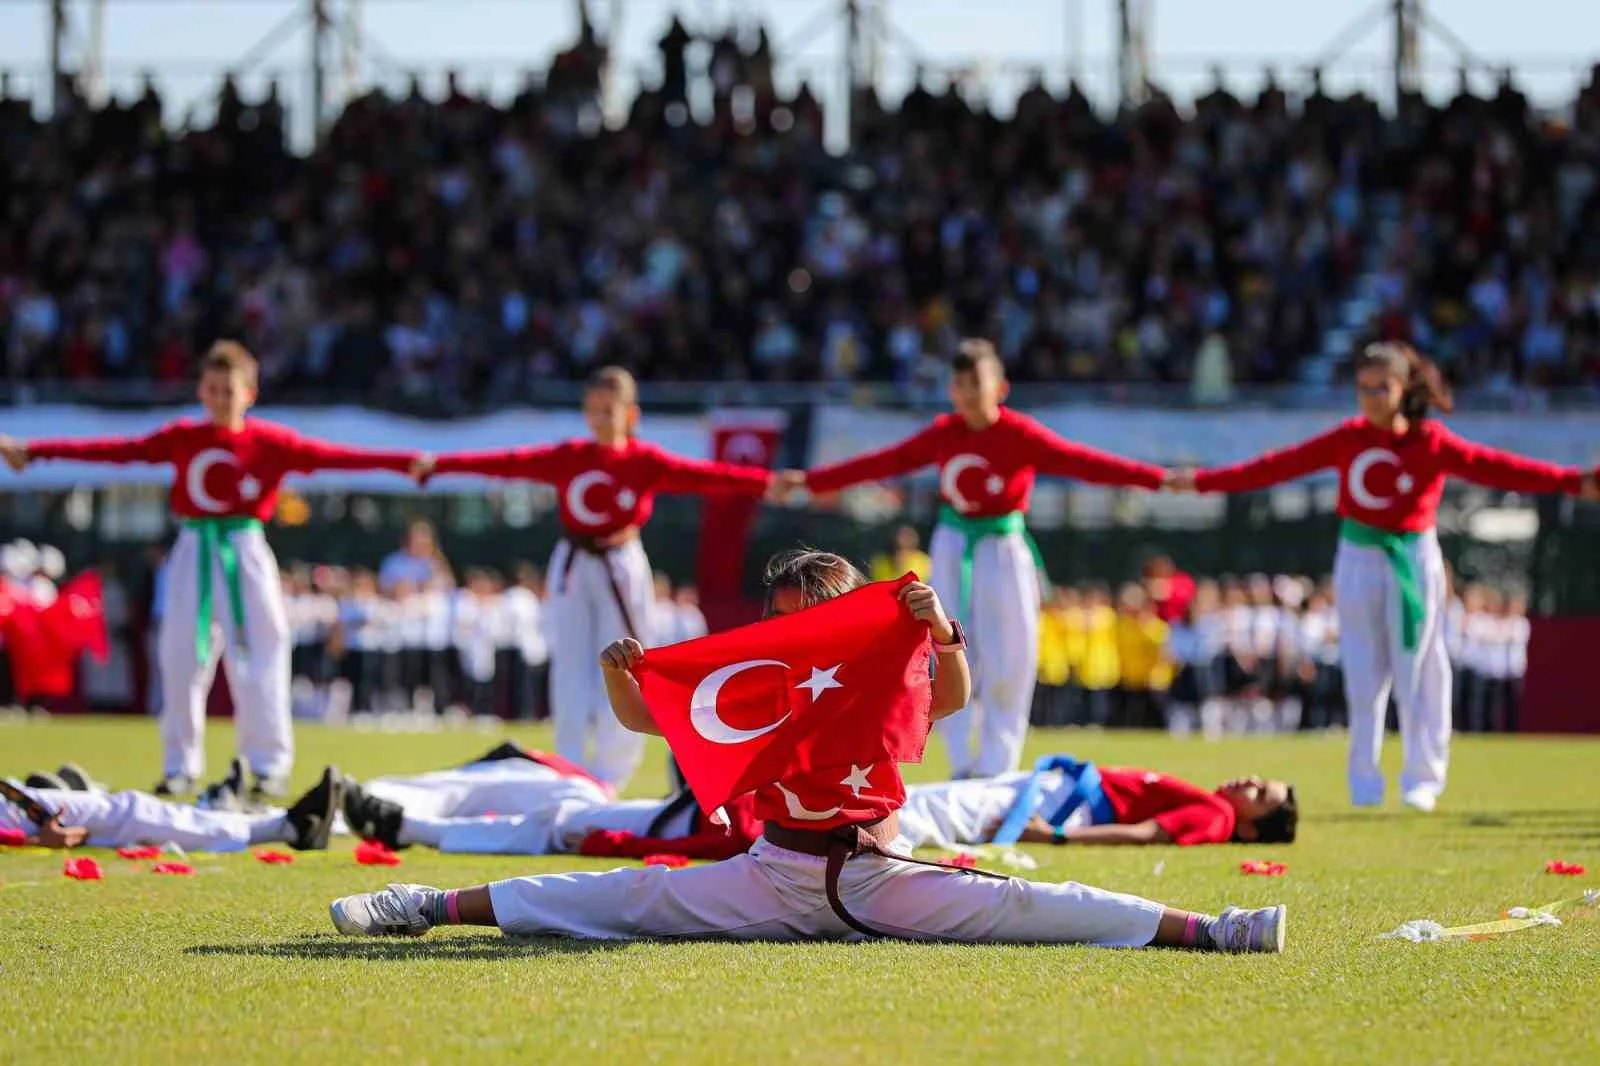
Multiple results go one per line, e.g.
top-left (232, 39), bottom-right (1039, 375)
top-left (564, 470), bottom-right (616, 525)
top-left (689, 659), bottom-right (792, 744)
top-left (939, 453), bottom-right (990, 513)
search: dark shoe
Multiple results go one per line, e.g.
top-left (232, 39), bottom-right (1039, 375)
top-left (24, 772), bottom-right (67, 791)
top-left (153, 775), bottom-right (194, 796)
top-left (475, 741), bottom-right (531, 763)
top-left (285, 767), bottom-right (343, 851)
top-left (56, 763), bottom-right (100, 792)
top-left (342, 779), bottom-right (405, 850)
top-left (196, 759), bottom-right (249, 813)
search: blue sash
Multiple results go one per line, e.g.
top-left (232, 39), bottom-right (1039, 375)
top-left (989, 755), bottom-right (1115, 845)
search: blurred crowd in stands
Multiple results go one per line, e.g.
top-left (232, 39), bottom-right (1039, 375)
top-left (6, 14), bottom-right (1600, 404)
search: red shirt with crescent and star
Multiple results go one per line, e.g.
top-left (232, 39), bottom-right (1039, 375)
top-left (1193, 417), bottom-right (1584, 532)
top-left (430, 438), bottom-right (773, 538)
top-left (28, 419), bottom-right (418, 522)
top-left (804, 407), bottom-right (1165, 515)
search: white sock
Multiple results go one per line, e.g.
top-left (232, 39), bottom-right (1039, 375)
top-left (397, 815), bottom-right (446, 848)
top-left (247, 814), bottom-right (292, 844)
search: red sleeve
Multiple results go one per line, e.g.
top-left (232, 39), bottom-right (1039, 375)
top-left (577, 828), bottom-right (753, 862)
top-left (431, 443), bottom-right (569, 483)
top-left (29, 423), bottom-right (180, 465)
top-left (276, 430), bottom-right (417, 475)
top-left (648, 447), bottom-right (772, 496)
top-left (1193, 422), bottom-right (1348, 493)
top-left (1152, 800), bottom-right (1236, 846)
top-left (1434, 426), bottom-right (1583, 495)
top-left (1019, 420), bottom-right (1165, 489)
top-left (805, 423), bottom-right (945, 494)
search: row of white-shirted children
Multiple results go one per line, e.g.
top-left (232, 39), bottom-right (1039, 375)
top-left (1030, 571), bottom-right (1531, 737)
top-left (274, 563), bottom-right (707, 722)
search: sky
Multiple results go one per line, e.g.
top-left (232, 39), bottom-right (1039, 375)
top-left (0, 0), bottom-right (1593, 147)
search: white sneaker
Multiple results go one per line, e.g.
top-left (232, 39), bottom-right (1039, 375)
top-left (1401, 790), bottom-right (1437, 813)
top-left (1211, 905), bottom-right (1287, 953)
top-left (330, 883), bottom-right (438, 937)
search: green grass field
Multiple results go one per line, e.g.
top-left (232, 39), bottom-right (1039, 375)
top-left (2, 717), bottom-right (1598, 1065)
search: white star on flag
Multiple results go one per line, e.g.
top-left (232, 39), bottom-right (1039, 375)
top-left (238, 476), bottom-right (260, 500)
top-left (985, 474), bottom-right (1004, 494)
top-left (616, 488), bottom-right (637, 509)
top-left (794, 664), bottom-right (843, 702)
top-left (839, 764), bottom-right (874, 798)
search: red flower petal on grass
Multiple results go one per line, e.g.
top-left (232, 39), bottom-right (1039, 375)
top-left (151, 862), bottom-right (195, 875)
top-left (942, 853), bottom-right (978, 869)
top-left (1240, 860), bottom-right (1288, 877)
top-left (253, 849), bottom-right (295, 865)
top-left (1546, 860), bottom-right (1587, 876)
top-left (0, 827), bottom-right (25, 847)
top-left (642, 853), bottom-right (690, 869)
top-left (116, 846), bottom-right (162, 860)
top-left (354, 840), bottom-right (402, 866)
top-left (62, 857), bottom-right (103, 880)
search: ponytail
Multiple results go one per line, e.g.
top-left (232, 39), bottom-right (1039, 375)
top-left (1355, 342), bottom-right (1454, 422)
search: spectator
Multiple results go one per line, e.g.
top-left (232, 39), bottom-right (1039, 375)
top-left (378, 520), bottom-right (450, 594)
top-left (869, 525), bottom-right (932, 583)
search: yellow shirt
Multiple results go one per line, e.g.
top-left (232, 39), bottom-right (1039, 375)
top-left (1037, 609), bottom-right (1072, 685)
top-left (1116, 614), bottom-right (1173, 691)
top-left (1077, 605), bottom-right (1120, 691)
top-left (869, 550), bottom-right (932, 583)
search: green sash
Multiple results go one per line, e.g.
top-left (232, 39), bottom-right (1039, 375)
top-left (181, 516), bottom-right (261, 662)
top-left (935, 506), bottom-right (1045, 621)
top-left (1339, 518), bottom-right (1424, 652)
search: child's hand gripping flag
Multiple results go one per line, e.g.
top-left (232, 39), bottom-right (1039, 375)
top-left (634, 575), bottom-right (933, 815)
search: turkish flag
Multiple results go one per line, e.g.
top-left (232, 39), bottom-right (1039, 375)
top-left (635, 575), bottom-right (931, 814)
top-left (695, 412), bottom-right (784, 632)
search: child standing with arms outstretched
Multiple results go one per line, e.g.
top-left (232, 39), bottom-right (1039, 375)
top-left (414, 366), bottom-right (778, 788)
top-left (791, 341), bottom-right (1165, 778)
top-left (1172, 342), bottom-right (1599, 811)
top-left (0, 342), bottom-right (419, 796)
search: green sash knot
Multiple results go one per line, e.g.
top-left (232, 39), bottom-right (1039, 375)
top-left (182, 517), bottom-right (261, 662)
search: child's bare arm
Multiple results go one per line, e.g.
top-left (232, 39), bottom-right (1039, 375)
top-left (599, 639), bottom-right (664, 736)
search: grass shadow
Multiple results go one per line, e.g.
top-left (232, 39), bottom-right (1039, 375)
top-left (185, 933), bottom-right (632, 962)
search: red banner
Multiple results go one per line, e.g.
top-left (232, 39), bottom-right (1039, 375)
top-left (1522, 616), bottom-right (1600, 734)
top-left (695, 412), bottom-right (785, 632)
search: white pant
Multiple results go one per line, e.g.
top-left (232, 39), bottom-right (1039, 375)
top-left (488, 837), bottom-right (1165, 944)
top-left (898, 770), bottom-right (1095, 849)
top-left (365, 759), bottom-right (671, 855)
top-left (928, 525), bottom-right (1041, 777)
top-left (1, 788), bottom-right (264, 852)
top-left (545, 539), bottom-right (654, 788)
top-left (158, 525), bottom-right (293, 781)
top-left (1333, 531), bottom-right (1452, 806)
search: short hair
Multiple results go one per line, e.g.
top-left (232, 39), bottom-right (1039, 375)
top-left (201, 340), bottom-right (259, 386)
top-left (586, 365), bottom-right (639, 405)
top-left (951, 338), bottom-right (1003, 377)
top-left (1250, 786), bottom-right (1298, 844)
top-left (762, 548), bottom-right (867, 614)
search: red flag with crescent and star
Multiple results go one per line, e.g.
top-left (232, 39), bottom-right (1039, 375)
top-left (634, 575), bottom-right (932, 821)
top-left (0, 570), bottom-right (108, 701)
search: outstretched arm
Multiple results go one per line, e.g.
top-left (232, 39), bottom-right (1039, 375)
top-left (279, 432), bottom-right (418, 475)
top-left (1001, 814), bottom-right (1169, 845)
top-left (428, 443), bottom-right (568, 483)
top-left (6, 425), bottom-right (179, 468)
top-left (1193, 424), bottom-right (1347, 493)
top-left (1436, 430), bottom-right (1584, 495)
top-left (650, 449), bottom-right (773, 497)
top-left (1022, 422), bottom-right (1165, 488)
top-left (804, 425), bottom-right (944, 494)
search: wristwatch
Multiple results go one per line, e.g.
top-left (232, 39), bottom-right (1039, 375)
top-left (932, 619), bottom-right (967, 652)
top-left (1052, 823), bottom-right (1069, 845)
